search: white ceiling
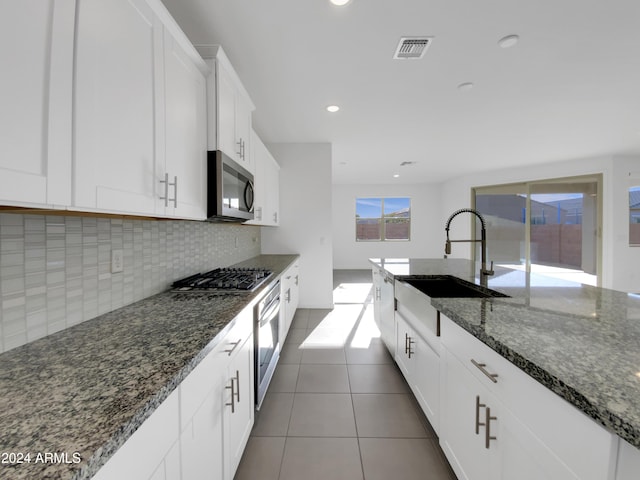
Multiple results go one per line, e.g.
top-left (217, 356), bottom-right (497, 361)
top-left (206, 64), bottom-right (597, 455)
top-left (161, 0), bottom-right (640, 185)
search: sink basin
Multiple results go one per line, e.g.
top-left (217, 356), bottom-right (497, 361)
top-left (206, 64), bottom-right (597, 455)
top-left (401, 276), bottom-right (509, 298)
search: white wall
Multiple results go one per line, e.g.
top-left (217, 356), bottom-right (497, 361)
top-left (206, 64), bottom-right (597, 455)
top-left (332, 183), bottom-right (443, 269)
top-left (439, 154), bottom-right (640, 292)
top-left (261, 143), bottom-right (334, 308)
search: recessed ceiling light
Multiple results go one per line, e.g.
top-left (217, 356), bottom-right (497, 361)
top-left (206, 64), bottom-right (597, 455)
top-left (393, 174), bottom-right (400, 178)
top-left (326, 105), bottom-right (340, 113)
top-left (498, 34), bottom-right (520, 48)
top-left (457, 82), bottom-right (474, 91)
top-left (330, 0), bottom-right (351, 5)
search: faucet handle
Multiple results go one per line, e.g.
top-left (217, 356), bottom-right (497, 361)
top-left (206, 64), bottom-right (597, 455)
top-left (487, 261), bottom-right (494, 276)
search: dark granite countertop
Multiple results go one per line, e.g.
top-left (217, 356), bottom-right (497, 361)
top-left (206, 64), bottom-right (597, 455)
top-left (0, 254), bottom-right (299, 480)
top-left (370, 257), bottom-right (640, 449)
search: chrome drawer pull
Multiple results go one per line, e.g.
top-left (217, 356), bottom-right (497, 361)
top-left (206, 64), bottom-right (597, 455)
top-left (407, 337), bottom-right (415, 358)
top-left (485, 407), bottom-right (497, 449)
top-left (471, 359), bottom-right (498, 383)
top-left (224, 339), bottom-right (242, 356)
top-left (475, 395), bottom-right (486, 434)
top-left (225, 378), bottom-right (235, 413)
top-left (234, 370), bottom-right (240, 403)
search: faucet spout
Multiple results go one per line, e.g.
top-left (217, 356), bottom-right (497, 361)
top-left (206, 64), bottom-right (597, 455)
top-left (444, 208), bottom-right (494, 283)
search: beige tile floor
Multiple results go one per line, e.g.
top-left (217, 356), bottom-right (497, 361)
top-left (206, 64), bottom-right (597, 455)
top-left (234, 270), bottom-right (457, 480)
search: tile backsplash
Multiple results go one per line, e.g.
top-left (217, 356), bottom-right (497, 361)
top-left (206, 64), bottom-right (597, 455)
top-left (0, 213), bottom-right (261, 353)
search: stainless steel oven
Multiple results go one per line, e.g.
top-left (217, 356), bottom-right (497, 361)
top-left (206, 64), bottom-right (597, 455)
top-left (255, 280), bottom-right (280, 409)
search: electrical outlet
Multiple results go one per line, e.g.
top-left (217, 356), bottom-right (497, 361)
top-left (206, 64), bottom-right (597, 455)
top-left (111, 249), bottom-right (124, 273)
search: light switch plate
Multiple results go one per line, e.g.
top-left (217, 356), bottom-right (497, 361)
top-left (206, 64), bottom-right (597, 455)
top-left (111, 249), bottom-right (124, 273)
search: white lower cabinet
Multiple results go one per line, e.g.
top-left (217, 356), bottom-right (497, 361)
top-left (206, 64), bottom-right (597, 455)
top-left (91, 388), bottom-right (180, 480)
top-left (223, 333), bottom-right (254, 478)
top-left (372, 267), bottom-right (395, 355)
top-left (93, 306), bottom-right (254, 480)
top-left (616, 438), bottom-right (640, 480)
top-left (280, 261), bottom-right (300, 345)
top-left (395, 310), bottom-right (440, 433)
top-left (439, 314), bottom-right (617, 480)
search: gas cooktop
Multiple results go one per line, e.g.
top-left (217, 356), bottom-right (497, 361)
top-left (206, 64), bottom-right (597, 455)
top-left (171, 267), bottom-right (273, 292)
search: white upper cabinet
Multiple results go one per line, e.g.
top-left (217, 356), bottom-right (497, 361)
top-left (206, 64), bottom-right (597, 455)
top-left (198, 46), bottom-right (256, 173)
top-left (160, 28), bottom-right (207, 219)
top-left (74, 0), bottom-right (161, 216)
top-left (0, 0), bottom-right (75, 207)
top-left (245, 130), bottom-right (280, 226)
top-left (73, 0), bottom-right (207, 218)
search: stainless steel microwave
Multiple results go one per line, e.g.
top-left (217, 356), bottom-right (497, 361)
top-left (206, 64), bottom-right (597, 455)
top-left (207, 150), bottom-right (254, 222)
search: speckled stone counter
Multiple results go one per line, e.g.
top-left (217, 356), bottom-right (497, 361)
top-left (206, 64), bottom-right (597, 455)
top-left (370, 257), bottom-right (640, 449)
top-left (0, 254), bottom-right (298, 480)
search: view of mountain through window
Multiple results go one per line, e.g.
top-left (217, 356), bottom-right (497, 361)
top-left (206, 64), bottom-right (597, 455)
top-left (356, 197), bottom-right (411, 241)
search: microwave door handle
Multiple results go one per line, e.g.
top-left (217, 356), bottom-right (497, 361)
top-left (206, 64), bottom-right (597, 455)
top-left (244, 181), bottom-right (254, 211)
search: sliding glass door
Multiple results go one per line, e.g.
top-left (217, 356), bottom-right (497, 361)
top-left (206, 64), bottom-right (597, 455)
top-left (474, 175), bottom-right (602, 286)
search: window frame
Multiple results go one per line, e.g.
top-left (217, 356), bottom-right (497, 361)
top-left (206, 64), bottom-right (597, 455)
top-left (629, 185), bottom-right (640, 247)
top-left (355, 196), bottom-right (411, 242)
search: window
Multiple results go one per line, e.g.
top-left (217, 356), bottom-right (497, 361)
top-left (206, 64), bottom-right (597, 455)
top-left (630, 186), bottom-right (640, 246)
top-left (356, 197), bottom-right (410, 241)
top-left (473, 174), bottom-right (601, 287)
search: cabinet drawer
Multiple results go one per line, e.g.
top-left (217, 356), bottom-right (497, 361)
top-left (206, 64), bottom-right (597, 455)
top-left (441, 314), bottom-right (616, 480)
top-left (180, 306), bottom-right (253, 424)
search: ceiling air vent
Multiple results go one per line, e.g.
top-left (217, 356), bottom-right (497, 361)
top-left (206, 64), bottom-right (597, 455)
top-left (393, 37), bottom-right (433, 60)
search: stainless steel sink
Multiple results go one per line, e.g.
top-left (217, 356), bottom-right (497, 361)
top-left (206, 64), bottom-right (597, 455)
top-left (401, 275), bottom-right (509, 298)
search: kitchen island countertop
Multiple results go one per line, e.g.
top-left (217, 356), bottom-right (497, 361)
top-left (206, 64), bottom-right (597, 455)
top-left (0, 254), bottom-right (298, 480)
top-left (370, 257), bottom-right (640, 449)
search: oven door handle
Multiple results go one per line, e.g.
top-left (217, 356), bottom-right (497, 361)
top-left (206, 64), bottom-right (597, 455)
top-left (260, 297), bottom-right (281, 327)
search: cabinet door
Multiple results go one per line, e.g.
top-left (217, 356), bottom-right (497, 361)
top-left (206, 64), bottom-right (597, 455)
top-left (181, 383), bottom-right (225, 480)
top-left (394, 313), bottom-right (413, 379)
top-left (74, 0), bottom-right (161, 215)
top-left (217, 65), bottom-right (238, 161)
top-left (223, 333), bottom-right (254, 480)
top-left (379, 272), bottom-right (395, 354)
top-left (494, 406), bottom-right (580, 480)
top-left (162, 28), bottom-right (207, 219)
top-left (439, 349), bottom-right (492, 480)
top-left (264, 153), bottom-right (280, 225)
top-left (0, 0), bottom-right (74, 206)
top-left (235, 93), bottom-right (253, 172)
top-left (412, 331), bottom-right (440, 434)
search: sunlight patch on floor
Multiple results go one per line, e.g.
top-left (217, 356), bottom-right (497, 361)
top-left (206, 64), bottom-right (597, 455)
top-left (349, 304), bottom-right (380, 349)
top-left (333, 282), bottom-right (374, 304)
top-left (498, 263), bottom-right (597, 286)
top-left (300, 304), bottom-right (363, 349)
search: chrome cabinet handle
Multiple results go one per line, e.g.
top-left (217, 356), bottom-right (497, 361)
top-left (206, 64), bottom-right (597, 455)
top-left (405, 334), bottom-right (415, 358)
top-left (225, 377), bottom-right (235, 413)
top-left (236, 139), bottom-right (243, 158)
top-left (375, 287), bottom-right (381, 301)
top-left (224, 339), bottom-right (242, 356)
top-left (295, 275), bottom-right (299, 286)
top-left (159, 174), bottom-right (177, 207)
top-left (234, 370), bottom-right (240, 403)
top-left (171, 175), bottom-right (177, 207)
top-left (475, 395), bottom-right (486, 434)
top-left (471, 359), bottom-right (499, 383)
top-left (273, 212), bottom-right (278, 223)
top-left (485, 406), bottom-right (497, 448)
top-left (159, 173), bottom-right (169, 206)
